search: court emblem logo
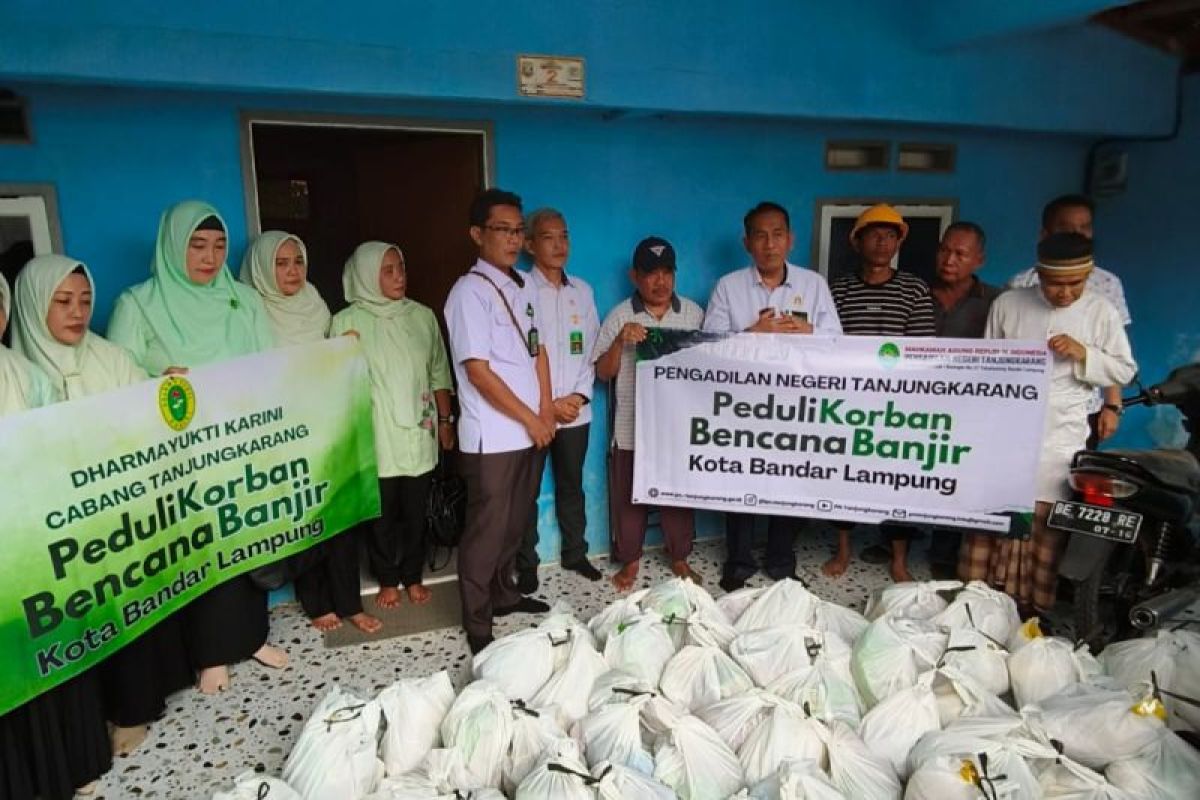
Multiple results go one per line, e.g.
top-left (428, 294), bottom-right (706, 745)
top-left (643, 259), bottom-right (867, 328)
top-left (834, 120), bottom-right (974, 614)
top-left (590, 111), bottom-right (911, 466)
top-left (159, 376), bottom-right (196, 431)
top-left (877, 342), bottom-right (901, 369)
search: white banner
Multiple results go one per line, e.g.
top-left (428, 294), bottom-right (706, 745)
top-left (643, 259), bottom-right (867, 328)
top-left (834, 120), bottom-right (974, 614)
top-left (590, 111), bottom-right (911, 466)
top-left (632, 332), bottom-right (1051, 532)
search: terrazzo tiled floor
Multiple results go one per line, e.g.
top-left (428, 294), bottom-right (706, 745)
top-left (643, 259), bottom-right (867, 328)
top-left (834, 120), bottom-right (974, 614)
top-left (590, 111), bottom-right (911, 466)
top-left (90, 527), bottom-right (934, 799)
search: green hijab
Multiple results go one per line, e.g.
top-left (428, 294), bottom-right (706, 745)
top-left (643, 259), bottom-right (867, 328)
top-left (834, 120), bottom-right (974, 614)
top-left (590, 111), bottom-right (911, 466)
top-left (240, 231), bottom-right (331, 346)
top-left (119, 200), bottom-right (273, 367)
top-left (12, 255), bottom-right (146, 399)
top-left (343, 241), bottom-right (412, 319)
top-left (0, 271), bottom-right (59, 415)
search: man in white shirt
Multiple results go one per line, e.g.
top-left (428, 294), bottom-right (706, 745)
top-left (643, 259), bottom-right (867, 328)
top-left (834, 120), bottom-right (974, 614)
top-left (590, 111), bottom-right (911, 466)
top-left (595, 236), bottom-right (705, 591)
top-left (515, 208), bottom-right (603, 591)
top-left (702, 201), bottom-right (842, 591)
top-left (1006, 194), bottom-right (1131, 446)
top-left (444, 188), bottom-right (554, 654)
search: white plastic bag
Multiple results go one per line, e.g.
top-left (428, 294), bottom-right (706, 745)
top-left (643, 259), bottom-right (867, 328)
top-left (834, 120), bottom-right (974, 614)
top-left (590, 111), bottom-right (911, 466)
top-left (377, 671), bottom-right (456, 776)
top-left (281, 685), bottom-right (384, 800)
top-left (696, 688), bottom-right (775, 754)
top-left (1100, 629), bottom-right (1200, 731)
top-left (592, 760), bottom-right (677, 800)
top-left (640, 576), bottom-right (722, 621)
top-left (732, 626), bottom-right (851, 688)
top-left (471, 627), bottom-right (557, 701)
top-left (851, 616), bottom-right (946, 707)
top-left (906, 718), bottom-right (1051, 799)
top-left (822, 720), bottom-right (901, 800)
top-left (652, 714), bottom-right (744, 800)
top-left (1009, 636), bottom-right (1096, 708)
top-left (1039, 756), bottom-right (1131, 799)
top-left (930, 664), bottom-right (1014, 727)
top-left (438, 680), bottom-right (515, 789)
top-left (857, 672), bottom-right (941, 778)
top-left (904, 753), bottom-right (1017, 800)
top-left (1038, 684), bottom-right (1165, 769)
top-left (864, 579), bottom-right (961, 621)
top-left (938, 627), bottom-right (1010, 697)
top-left (1005, 616), bottom-right (1044, 653)
top-left (1105, 728), bottom-right (1200, 799)
top-left (811, 599), bottom-right (869, 645)
top-left (588, 589), bottom-right (649, 648)
top-left (733, 579), bottom-right (819, 633)
top-left (514, 741), bottom-right (597, 800)
top-left (737, 696), bottom-right (829, 786)
top-left (744, 757), bottom-right (846, 799)
top-left (530, 631), bottom-right (608, 727)
top-left (212, 771), bottom-right (302, 800)
top-left (660, 645), bottom-right (754, 711)
top-left (717, 586), bottom-right (766, 625)
top-left (504, 702), bottom-right (571, 793)
top-left (933, 581), bottom-right (1021, 644)
top-left (768, 661), bottom-right (864, 729)
top-left (602, 612), bottom-right (677, 686)
top-left (575, 696), bottom-right (655, 775)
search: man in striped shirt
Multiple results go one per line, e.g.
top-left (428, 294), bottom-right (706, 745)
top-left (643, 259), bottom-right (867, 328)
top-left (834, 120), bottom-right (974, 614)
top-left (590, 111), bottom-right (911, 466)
top-left (826, 204), bottom-right (935, 582)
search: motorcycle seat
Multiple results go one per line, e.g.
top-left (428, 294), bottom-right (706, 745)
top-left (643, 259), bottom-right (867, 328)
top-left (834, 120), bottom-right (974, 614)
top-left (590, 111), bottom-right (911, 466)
top-left (1098, 449), bottom-right (1200, 494)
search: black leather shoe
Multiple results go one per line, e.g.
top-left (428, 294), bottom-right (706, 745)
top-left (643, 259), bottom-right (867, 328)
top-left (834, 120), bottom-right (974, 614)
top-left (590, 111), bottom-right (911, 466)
top-left (929, 561), bottom-right (958, 581)
top-left (467, 633), bottom-right (494, 655)
top-left (515, 569), bottom-right (539, 595)
top-left (563, 558), bottom-right (603, 581)
top-left (494, 596), bottom-right (550, 617)
top-left (718, 574), bottom-right (746, 593)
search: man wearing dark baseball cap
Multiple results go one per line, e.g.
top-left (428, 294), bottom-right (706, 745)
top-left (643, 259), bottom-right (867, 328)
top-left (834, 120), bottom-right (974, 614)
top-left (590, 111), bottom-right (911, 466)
top-left (594, 236), bottom-right (705, 591)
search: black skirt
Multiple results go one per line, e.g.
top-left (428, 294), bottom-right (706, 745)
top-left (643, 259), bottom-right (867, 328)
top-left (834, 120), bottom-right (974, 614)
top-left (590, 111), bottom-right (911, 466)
top-left (183, 575), bottom-right (269, 668)
top-left (0, 671), bottom-right (111, 800)
top-left (101, 611), bottom-right (193, 727)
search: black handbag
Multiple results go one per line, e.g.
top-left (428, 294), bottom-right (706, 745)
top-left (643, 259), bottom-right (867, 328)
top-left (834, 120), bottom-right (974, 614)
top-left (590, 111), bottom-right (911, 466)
top-left (426, 452), bottom-right (467, 570)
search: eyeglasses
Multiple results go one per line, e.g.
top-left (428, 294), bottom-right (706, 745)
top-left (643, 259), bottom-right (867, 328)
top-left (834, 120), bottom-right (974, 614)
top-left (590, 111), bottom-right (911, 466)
top-left (483, 225), bottom-right (526, 239)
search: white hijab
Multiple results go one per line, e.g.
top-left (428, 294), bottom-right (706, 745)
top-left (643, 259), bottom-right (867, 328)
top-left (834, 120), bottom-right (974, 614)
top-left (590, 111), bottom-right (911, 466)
top-left (0, 270), bottom-right (59, 415)
top-left (240, 231), bottom-right (331, 346)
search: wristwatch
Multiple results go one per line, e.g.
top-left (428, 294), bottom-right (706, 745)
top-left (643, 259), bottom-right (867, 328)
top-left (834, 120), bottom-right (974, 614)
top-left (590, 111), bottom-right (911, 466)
top-left (438, 414), bottom-right (456, 424)
top-left (1102, 403), bottom-right (1124, 416)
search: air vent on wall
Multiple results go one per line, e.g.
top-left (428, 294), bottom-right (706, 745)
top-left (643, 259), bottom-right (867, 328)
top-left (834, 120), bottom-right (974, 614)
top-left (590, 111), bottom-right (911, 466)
top-left (0, 90), bottom-right (31, 143)
top-left (898, 142), bottom-right (956, 173)
top-left (825, 141), bottom-right (889, 171)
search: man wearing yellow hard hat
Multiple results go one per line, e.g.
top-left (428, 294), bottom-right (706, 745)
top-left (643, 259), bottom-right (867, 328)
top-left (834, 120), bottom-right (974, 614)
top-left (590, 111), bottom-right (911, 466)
top-left (826, 204), bottom-right (936, 582)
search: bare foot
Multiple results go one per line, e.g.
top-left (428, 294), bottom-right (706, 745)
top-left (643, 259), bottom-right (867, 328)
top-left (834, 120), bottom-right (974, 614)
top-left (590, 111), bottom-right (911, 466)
top-left (375, 586), bottom-right (403, 609)
top-left (890, 562), bottom-right (915, 583)
top-left (111, 723), bottom-right (148, 756)
top-left (822, 553), bottom-right (851, 578)
top-left (310, 613), bottom-right (341, 633)
top-left (197, 665), bottom-right (230, 694)
top-left (406, 584), bottom-right (433, 605)
top-left (611, 561), bottom-right (639, 592)
top-left (253, 644), bottom-right (288, 669)
top-left (348, 612), bottom-right (383, 634)
top-left (670, 560), bottom-right (702, 586)
top-left (75, 780), bottom-right (98, 796)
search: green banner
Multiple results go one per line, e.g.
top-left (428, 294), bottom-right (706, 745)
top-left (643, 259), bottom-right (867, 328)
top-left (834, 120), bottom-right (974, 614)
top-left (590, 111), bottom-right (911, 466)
top-left (0, 338), bottom-right (380, 714)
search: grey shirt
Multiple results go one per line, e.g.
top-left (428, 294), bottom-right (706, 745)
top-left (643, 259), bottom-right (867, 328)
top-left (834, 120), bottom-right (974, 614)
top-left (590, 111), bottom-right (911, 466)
top-left (933, 277), bottom-right (1002, 339)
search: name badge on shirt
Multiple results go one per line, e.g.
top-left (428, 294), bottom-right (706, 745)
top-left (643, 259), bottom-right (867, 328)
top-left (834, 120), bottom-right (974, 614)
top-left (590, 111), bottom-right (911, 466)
top-left (525, 302), bottom-right (539, 357)
top-left (570, 330), bottom-right (584, 355)
top-left (788, 295), bottom-right (807, 321)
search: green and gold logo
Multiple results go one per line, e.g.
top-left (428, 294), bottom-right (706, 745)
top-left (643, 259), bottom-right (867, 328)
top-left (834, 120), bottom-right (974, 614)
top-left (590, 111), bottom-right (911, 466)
top-left (158, 376), bottom-right (196, 431)
top-left (877, 342), bottom-right (901, 369)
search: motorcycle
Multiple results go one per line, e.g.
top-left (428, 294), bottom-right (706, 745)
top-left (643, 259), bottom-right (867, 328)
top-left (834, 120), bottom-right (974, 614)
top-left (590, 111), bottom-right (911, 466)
top-left (1052, 363), bottom-right (1200, 649)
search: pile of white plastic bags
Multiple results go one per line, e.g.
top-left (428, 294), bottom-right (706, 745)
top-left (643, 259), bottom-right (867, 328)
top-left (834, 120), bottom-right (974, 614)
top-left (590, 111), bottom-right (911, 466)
top-left (212, 577), bottom-right (1200, 799)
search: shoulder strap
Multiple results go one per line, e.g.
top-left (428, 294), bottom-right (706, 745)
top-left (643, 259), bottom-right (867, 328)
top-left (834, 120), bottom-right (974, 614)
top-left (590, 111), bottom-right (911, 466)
top-left (470, 271), bottom-right (536, 358)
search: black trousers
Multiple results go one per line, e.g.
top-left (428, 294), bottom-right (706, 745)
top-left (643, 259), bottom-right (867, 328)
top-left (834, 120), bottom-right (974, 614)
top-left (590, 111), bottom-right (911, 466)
top-left (723, 513), bottom-right (801, 582)
top-left (295, 530), bottom-right (364, 618)
top-left (458, 447), bottom-right (539, 637)
top-left (518, 423), bottom-right (591, 572)
top-left (364, 472), bottom-right (433, 588)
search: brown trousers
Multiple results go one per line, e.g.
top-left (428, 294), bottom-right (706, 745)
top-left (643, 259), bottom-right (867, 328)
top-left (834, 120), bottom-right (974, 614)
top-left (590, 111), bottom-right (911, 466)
top-left (610, 448), bottom-right (695, 565)
top-left (457, 447), bottom-right (540, 637)
top-left (959, 501), bottom-right (1065, 611)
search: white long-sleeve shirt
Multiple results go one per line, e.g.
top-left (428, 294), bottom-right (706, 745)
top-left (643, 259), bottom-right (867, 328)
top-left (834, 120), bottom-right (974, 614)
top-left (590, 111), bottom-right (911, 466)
top-left (986, 287), bottom-right (1136, 501)
top-left (703, 263), bottom-right (842, 335)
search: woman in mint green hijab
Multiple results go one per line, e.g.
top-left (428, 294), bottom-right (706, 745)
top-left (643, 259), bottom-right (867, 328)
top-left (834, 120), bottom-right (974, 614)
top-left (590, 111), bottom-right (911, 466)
top-left (108, 200), bottom-right (274, 375)
top-left (239, 231), bottom-right (381, 635)
top-left (0, 270), bottom-right (58, 413)
top-left (239, 231), bottom-right (331, 345)
top-left (0, 264), bottom-right (110, 800)
top-left (331, 242), bottom-right (453, 610)
top-left (12, 254), bottom-right (193, 757)
top-left (108, 201), bottom-right (285, 695)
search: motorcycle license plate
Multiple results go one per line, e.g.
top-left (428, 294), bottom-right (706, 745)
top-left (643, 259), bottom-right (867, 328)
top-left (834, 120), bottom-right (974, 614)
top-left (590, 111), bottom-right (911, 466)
top-left (1048, 501), bottom-right (1142, 543)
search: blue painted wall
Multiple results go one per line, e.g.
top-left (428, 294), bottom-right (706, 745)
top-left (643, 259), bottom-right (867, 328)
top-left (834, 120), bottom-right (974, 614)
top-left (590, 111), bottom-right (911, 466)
top-left (0, 82), bottom-right (1096, 560)
top-left (1097, 74), bottom-right (1200, 450)
top-left (0, 1), bottom-right (1178, 136)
